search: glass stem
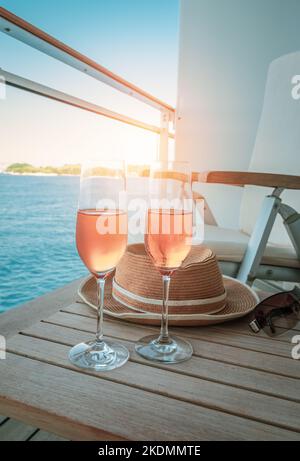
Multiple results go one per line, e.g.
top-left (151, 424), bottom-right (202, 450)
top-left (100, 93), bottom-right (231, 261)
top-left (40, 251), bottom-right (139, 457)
top-left (96, 278), bottom-right (105, 343)
top-left (159, 275), bottom-right (171, 343)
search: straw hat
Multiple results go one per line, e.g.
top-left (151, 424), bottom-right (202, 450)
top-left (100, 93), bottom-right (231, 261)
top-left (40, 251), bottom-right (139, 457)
top-left (78, 244), bottom-right (259, 326)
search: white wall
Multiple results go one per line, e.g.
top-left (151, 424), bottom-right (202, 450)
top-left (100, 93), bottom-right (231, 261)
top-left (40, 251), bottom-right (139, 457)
top-left (176, 0), bottom-right (300, 229)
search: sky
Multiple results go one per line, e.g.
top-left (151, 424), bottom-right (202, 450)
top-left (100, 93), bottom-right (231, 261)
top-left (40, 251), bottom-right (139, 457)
top-left (0, 0), bottom-right (179, 167)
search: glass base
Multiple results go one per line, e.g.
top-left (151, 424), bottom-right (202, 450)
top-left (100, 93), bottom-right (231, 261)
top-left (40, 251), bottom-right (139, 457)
top-left (135, 334), bottom-right (193, 363)
top-left (69, 339), bottom-right (129, 371)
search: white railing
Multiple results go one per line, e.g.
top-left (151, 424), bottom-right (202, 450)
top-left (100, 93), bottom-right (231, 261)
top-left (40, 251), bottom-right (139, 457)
top-left (0, 7), bottom-right (175, 161)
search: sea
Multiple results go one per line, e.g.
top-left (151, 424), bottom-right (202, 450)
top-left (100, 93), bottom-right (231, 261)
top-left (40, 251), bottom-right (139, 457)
top-left (0, 174), bottom-right (88, 313)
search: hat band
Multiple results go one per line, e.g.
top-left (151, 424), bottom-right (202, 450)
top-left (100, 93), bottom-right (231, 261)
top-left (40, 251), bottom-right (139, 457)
top-left (112, 278), bottom-right (227, 315)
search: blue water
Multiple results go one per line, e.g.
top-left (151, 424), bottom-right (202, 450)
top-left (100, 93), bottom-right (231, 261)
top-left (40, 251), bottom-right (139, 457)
top-left (0, 175), bottom-right (88, 313)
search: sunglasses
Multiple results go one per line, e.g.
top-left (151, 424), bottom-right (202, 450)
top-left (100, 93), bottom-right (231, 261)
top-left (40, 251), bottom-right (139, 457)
top-left (249, 286), bottom-right (300, 336)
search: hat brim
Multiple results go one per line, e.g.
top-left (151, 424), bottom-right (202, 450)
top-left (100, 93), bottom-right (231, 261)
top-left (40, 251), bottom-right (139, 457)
top-left (78, 274), bottom-right (259, 327)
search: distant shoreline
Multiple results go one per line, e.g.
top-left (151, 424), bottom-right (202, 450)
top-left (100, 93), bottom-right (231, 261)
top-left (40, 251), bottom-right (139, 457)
top-left (3, 163), bottom-right (81, 176)
top-left (2, 172), bottom-right (79, 177)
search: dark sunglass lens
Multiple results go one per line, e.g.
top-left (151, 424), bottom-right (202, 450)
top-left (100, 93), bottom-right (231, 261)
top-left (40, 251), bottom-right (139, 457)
top-left (252, 292), bottom-right (298, 336)
top-left (293, 301), bottom-right (300, 319)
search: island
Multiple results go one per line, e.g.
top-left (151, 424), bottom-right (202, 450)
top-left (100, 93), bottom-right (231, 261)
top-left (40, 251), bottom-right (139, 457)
top-left (4, 163), bottom-right (151, 176)
top-left (5, 163), bottom-right (81, 175)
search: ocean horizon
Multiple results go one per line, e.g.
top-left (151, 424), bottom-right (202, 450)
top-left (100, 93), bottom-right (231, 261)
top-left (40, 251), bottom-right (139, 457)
top-left (0, 174), bottom-right (88, 313)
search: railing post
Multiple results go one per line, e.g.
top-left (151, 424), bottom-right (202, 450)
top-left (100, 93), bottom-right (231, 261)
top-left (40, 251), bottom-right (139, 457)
top-left (159, 110), bottom-right (170, 162)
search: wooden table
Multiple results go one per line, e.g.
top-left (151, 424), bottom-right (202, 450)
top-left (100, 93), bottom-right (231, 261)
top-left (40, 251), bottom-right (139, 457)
top-left (0, 278), bottom-right (299, 441)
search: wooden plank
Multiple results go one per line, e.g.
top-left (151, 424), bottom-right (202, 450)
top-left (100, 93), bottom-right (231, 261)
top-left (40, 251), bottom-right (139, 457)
top-left (193, 170), bottom-right (300, 190)
top-left (0, 352), bottom-right (299, 441)
top-left (0, 418), bottom-right (37, 441)
top-left (204, 322), bottom-right (298, 342)
top-left (65, 300), bottom-right (300, 333)
top-left (62, 302), bottom-right (96, 317)
top-left (22, 321), bottom-right (300, 402)
top-left (0, 279), bottom-right (82, 339)
top-left (7, 333), bottom-right (300, 433)
top-left (43, 311), bottom-right (300, 378)
top-left (65, 302), bottom-right (299, 343)
top-left (0, 415), bottom-right (8, 425)
top-left (30, 430), bottom-right (67, 441)
top-left (49, 309), bottom-right (292, 357)
top-left (177, 327), bottom-right (293, 357)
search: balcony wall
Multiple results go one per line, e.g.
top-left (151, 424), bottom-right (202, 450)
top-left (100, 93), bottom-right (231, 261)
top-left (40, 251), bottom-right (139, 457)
top-left (176, 0), bottom-right (300, 231)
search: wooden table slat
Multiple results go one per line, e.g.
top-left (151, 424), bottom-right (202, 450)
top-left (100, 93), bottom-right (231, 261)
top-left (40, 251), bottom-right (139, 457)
top-left (62, 305), bottom-right (294, 356)
top-left (0, 417), bottom-right (37, 441)
top-left (1, 280), bottom-right (299, 441)
top-left (30, 430), bottom-right (68, 441)
top-left (207, 323), bottom-right (300, 340)
top-left (22, 321), bottom-right (300, 402)
top-left (0, 279), bottom-right (82, 339)
top-left (43, 310), bottom-right (300, 379)
top-left (6, 333), bottom-right (300, 433)
top-left (67, 302), bottom-right (300, 338)
top-left (0, 352), bottom-right (299, 441)
top-left (0, 415), bottom-right (8, 425)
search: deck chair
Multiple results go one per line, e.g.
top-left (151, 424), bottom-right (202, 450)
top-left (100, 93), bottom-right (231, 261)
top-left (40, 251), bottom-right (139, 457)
top-left (193, 52), bottom-right (300, 285)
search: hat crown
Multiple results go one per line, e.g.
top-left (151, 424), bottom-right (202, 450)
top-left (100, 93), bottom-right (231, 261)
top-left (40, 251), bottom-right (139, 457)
top-left (113, 244), bottom-right (226, 315)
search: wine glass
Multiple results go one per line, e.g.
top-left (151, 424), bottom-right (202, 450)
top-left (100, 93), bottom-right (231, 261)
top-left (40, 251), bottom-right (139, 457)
top-left (69, 160), bottom-right (129, 371)
top-left (135, 161), bottom-right (194, 363)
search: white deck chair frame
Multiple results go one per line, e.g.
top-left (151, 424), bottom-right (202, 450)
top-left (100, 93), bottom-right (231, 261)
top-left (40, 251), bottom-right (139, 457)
top-left (193, 171), bottom-right (300, 284)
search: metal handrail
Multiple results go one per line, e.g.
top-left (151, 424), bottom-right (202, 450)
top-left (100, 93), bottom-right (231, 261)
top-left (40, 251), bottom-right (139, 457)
top-left (0, 7), bottom-right (175, 115)
top-left (2, 69), bottom-right (174, 137)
